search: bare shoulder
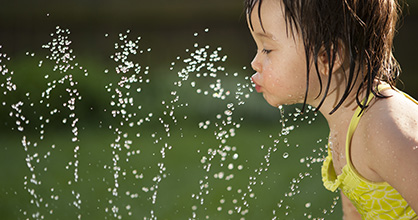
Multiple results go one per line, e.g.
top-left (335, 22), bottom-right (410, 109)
top-left (357, 88), bottom-right (418, 210)
top-left (363, 88), bottom-right (418, 148)
top-left (351, 89), bottom-right (417, 178)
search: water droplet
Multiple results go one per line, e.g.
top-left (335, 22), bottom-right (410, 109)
top-left (283, 152), bottom-right (289, 159)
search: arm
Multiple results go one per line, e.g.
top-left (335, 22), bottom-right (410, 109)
top-left (370, 130), bottom-right (418, 212)
top-left (341, 192), bottom-right (362, 220)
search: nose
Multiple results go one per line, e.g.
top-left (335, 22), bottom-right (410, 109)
top-left (251, 54), bottom-right (262, 73)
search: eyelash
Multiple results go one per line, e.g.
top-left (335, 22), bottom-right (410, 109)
top-left (261, 49), bottom-right (272, 54)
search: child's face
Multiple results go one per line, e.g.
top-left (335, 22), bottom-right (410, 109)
top-left (248, 0), bottom-right (320, 108)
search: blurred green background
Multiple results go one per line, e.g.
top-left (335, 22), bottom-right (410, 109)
top-left (0, 1), bottom-right (417, 220)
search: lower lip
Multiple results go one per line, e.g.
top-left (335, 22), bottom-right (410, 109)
top-left (254, 84), bottom-right (262, 93)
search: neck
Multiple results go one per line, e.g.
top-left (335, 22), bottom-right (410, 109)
top-left (318, 97), bottom-right (357, 134)
top-left (311, 81), bottom-right (362, 135)
top-left (308, 65), bottom-right (368, 134)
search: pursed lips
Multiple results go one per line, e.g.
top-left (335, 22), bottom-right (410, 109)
top-left (251, 73), bottom-right (262, 93)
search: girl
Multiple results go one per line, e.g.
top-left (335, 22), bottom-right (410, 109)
top-left (245, 0), bottom-right (418, 219)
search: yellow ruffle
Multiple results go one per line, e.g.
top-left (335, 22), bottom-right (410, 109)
top-left (321, 151), bottom-right (342, 192)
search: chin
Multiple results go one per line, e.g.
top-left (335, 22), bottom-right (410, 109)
top-left (265, 99), bottom-right (284, 108)
top-left (263, 94), bottom-right (300, 108)
top-left (266, 99), bottom-right (299, 108)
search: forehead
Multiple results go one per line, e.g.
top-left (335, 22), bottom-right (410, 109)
top-left (247, 0), bottom-right (284, 32)
top-left (247, 0), bottom-right (301, 42)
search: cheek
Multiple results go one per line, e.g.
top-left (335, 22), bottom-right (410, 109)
top-left (263, 56), bottom-right (305, 90)
top-left (262, 60), bottom-right (280, 81)
top-left (265, 73), bottom-right (279, 85)
top-left (262, 73), bottom-right (282, 93)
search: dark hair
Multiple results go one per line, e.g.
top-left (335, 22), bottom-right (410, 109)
top-left (246, 0), bottom-right (402, 114)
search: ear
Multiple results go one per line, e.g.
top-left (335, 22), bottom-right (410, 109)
top-left (317, 41), bottom-right (345, 77)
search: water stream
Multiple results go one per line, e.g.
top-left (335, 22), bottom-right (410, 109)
top-left (0, 25), bottom-right (341, 219)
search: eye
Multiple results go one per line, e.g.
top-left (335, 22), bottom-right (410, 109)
top-left (261, 49), bottom-right (272, 54)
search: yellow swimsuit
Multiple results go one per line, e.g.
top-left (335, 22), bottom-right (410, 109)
top-left (321, 86), bottom-right (418, 219)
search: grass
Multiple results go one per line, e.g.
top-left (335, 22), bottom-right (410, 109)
top-left (0, 104), bottom-right (343, 219)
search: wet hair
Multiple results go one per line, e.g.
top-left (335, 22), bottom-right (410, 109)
top-left (245, 0), bottom-right (402, 114)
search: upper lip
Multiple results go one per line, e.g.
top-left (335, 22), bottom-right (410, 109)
top-left (251, 75), bottom-right (260, 87)
top-left (251, 75), bottom-right (262, 92)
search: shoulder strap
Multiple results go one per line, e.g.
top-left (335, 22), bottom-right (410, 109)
top-left (345, 84), bottom-right (391, 166)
